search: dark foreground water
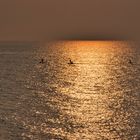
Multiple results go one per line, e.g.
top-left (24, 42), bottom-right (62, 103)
top-left (0, 41), bottom-right (140, 140)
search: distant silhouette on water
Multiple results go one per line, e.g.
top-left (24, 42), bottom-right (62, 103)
top-left (40, 58), bottom-right (45, 64)
top-left (68, 59), bottom-right (74, 64)
top-left (128, 59), bottom-right (133, 65)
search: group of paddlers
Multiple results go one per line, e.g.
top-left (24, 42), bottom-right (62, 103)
top-left (39, 58), bottom-right (133, 65)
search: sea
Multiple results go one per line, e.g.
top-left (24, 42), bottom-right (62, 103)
top-left (0, 41), bottom-right (140, 140)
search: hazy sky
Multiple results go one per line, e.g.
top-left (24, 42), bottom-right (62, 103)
top-left (0, 0), bottom-right (140, 41)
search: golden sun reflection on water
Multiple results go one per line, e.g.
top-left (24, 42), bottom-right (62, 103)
top-left (43, 41), bottom-right (139, 139)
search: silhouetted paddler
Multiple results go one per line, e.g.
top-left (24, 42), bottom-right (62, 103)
top-left (69, 59), bottom-right (74, 64)
top-left (40, 58), bottom-right (45, 64)
top-left (128, 59), bottom-right (133, 64)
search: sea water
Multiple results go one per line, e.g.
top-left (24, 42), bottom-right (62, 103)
top-left (0, 41), bottom-right (140, 140)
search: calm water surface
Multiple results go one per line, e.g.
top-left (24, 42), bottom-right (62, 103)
top-left (0, 41), bottom-right (140, 140)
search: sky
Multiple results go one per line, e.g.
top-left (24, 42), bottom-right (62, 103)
top-left (0, 0), bottom-right (140, 41)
